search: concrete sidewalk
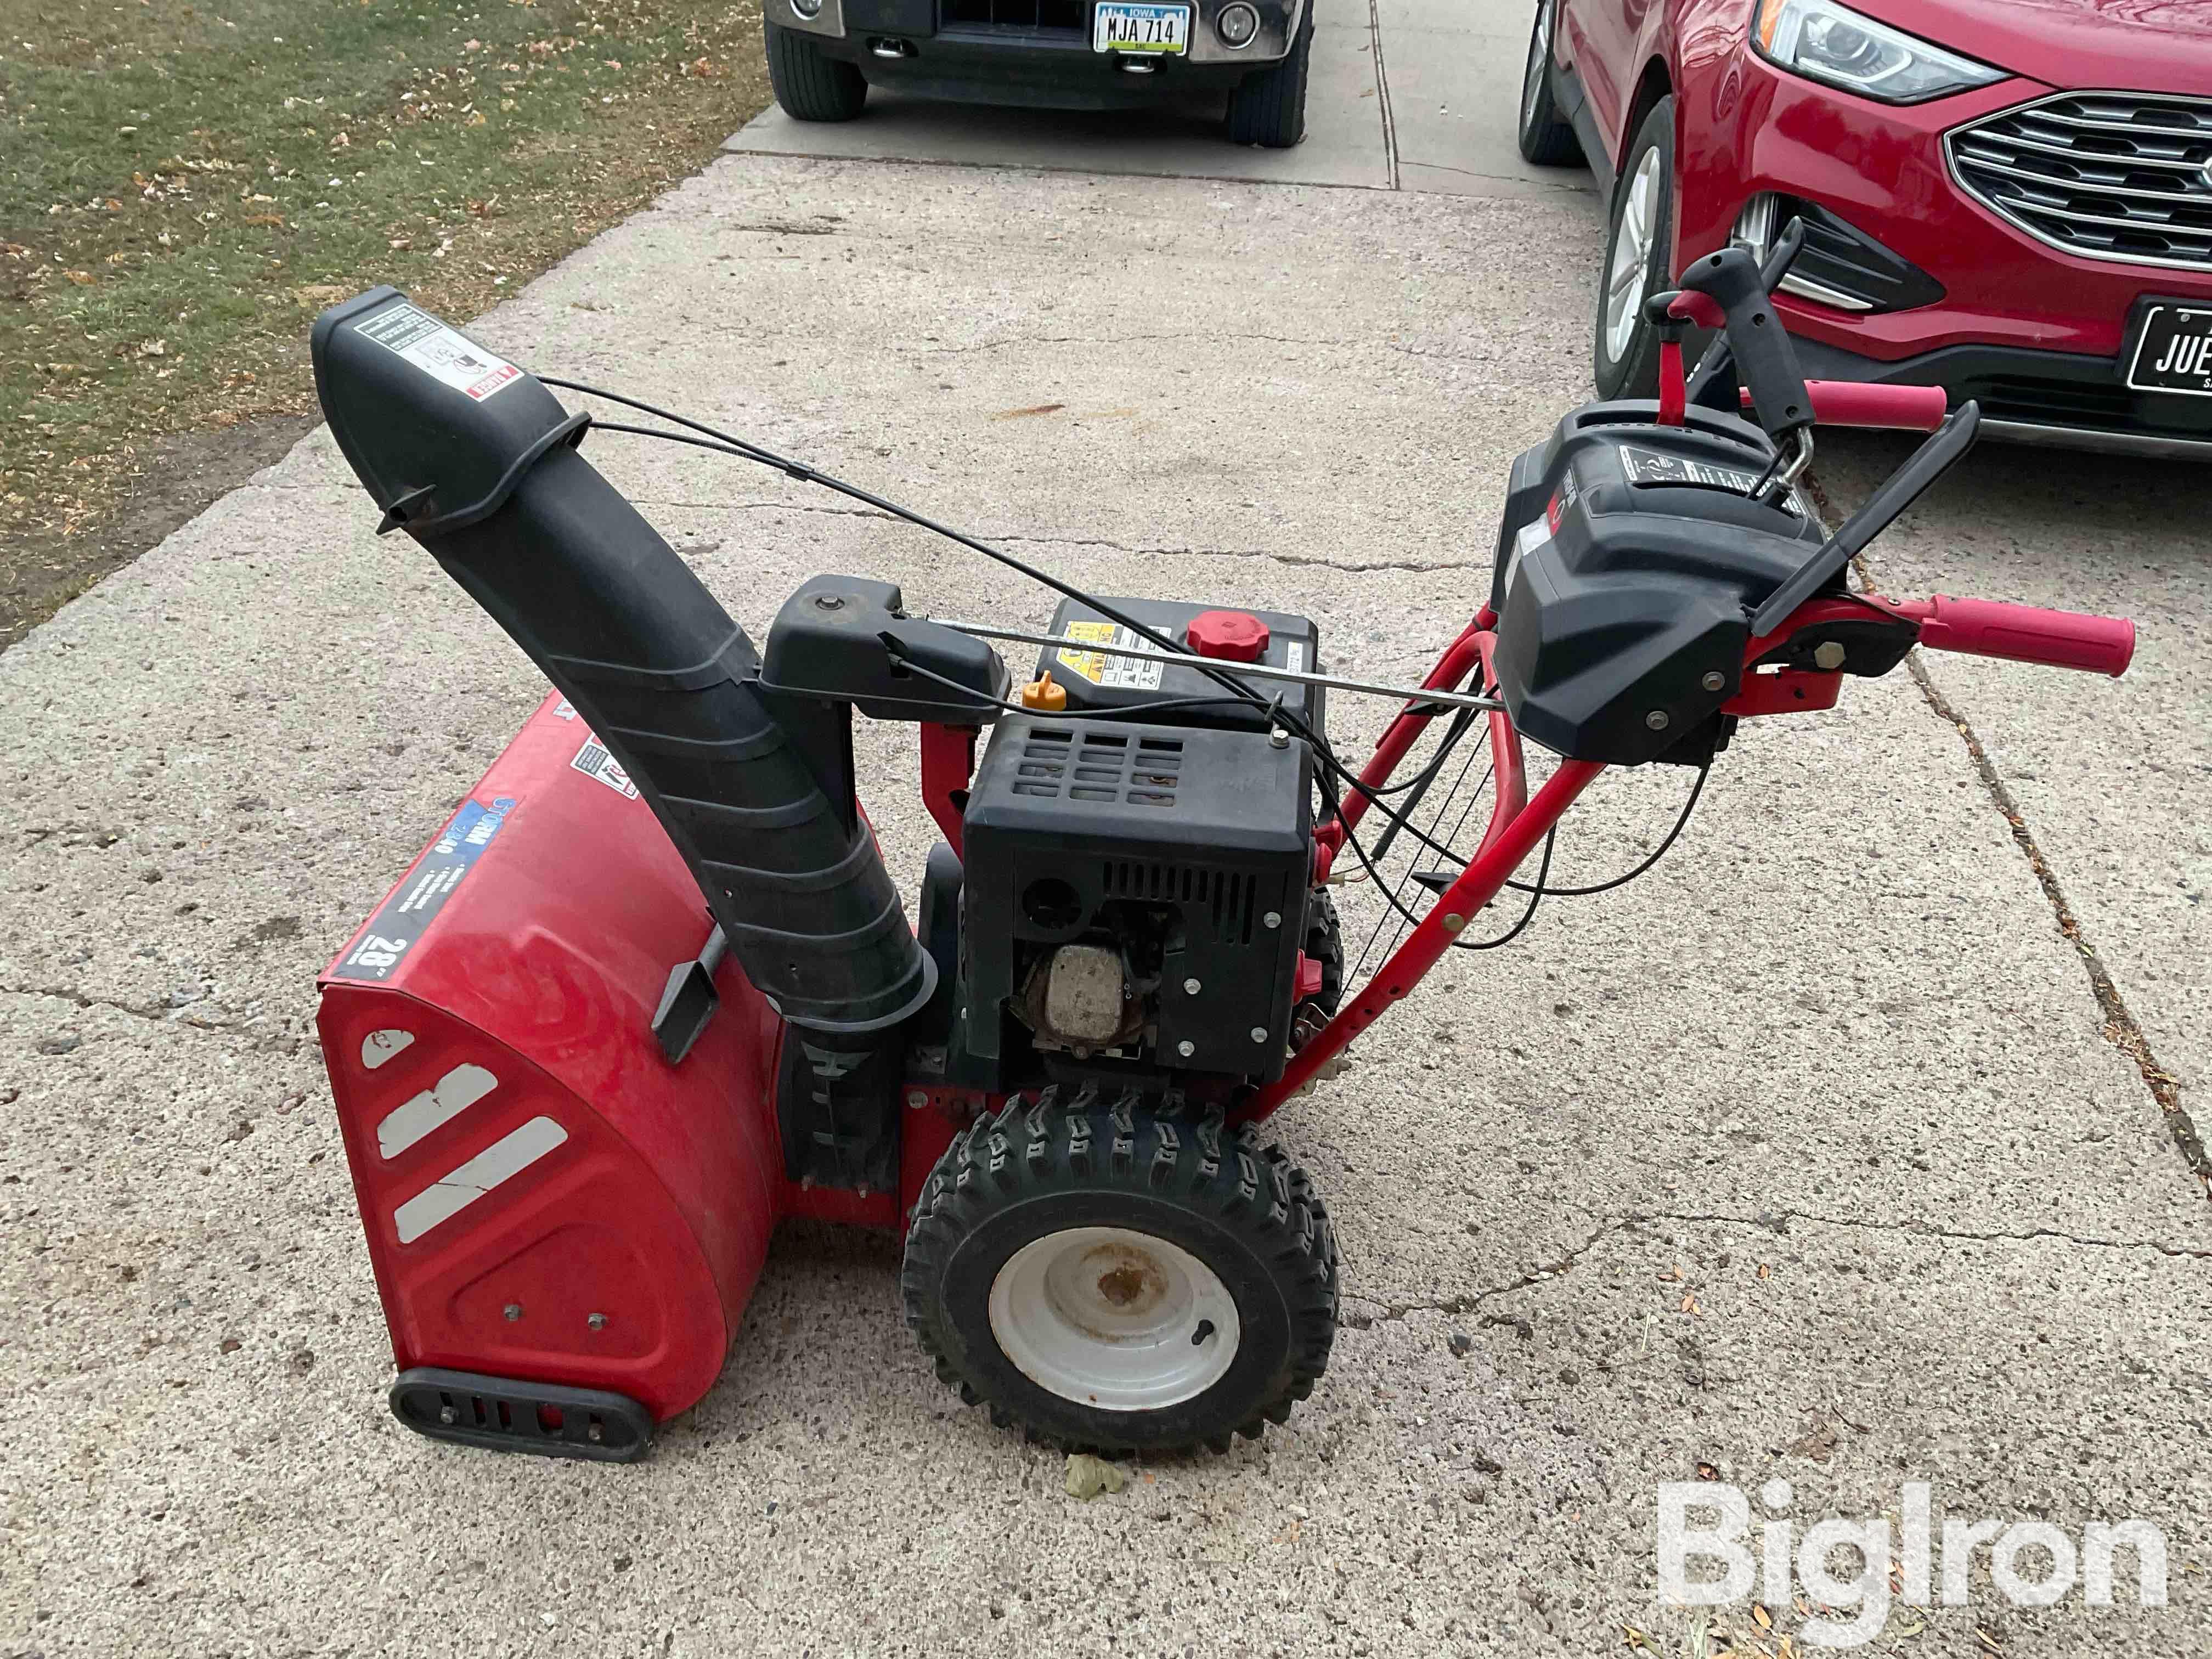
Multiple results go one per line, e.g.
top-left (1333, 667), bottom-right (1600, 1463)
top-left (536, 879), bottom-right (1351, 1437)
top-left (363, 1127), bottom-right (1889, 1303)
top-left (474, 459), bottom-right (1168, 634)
top-left (4, 30), bottom-right (2209, 1659)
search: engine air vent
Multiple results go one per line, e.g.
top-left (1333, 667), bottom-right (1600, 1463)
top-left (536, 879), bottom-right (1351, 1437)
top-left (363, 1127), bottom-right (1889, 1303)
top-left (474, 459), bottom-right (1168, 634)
top-left (1101, 861), bottom-right (1257, 942)
top-left (1006, 725), bottom-right (1183, 806)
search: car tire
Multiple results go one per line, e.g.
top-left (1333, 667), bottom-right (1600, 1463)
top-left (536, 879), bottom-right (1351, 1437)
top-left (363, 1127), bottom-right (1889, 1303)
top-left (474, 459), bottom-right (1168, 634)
top-left (1592, 94), bottom-right (1675, 400)
top-left (1225, 1), bottom-right (1313, 149)
top-left (1516, 0), bottom-right (1583, 166)
top-left (902, 1088), bottom-right (1338, 1453)
top-left (764, 19), bottom-right (868, 123)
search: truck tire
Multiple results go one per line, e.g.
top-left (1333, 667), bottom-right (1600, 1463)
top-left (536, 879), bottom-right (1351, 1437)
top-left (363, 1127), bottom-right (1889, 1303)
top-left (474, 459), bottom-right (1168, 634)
top-left (1225, 2), bottom-right (1313, 149)
top-left (902, 1088), bottom-right (1339, 1453)
top-left (765, 20), bottom-right (868, 123)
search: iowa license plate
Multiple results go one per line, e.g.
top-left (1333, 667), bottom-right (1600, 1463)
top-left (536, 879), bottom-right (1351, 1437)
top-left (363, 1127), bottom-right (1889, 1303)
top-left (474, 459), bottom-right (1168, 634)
top-left (1093, 1), bottom-right (1189, 53)
top-left (2125, 302), bottom-right (2212, 397)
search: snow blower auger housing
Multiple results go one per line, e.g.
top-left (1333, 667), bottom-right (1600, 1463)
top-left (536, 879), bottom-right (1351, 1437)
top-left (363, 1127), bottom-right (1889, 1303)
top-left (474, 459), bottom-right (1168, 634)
top-left (309, 257), bottom-right (2136, 1462)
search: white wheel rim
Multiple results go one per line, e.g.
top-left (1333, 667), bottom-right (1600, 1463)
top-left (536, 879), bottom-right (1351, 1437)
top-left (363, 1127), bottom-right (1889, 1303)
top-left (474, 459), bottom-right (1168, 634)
top-left (988, 1225), bottom-right (1241, 1412)
top-left (1605, 145), bottom-right (1663, 363)
top-left (1522, 0), bottom-right (1551, 130)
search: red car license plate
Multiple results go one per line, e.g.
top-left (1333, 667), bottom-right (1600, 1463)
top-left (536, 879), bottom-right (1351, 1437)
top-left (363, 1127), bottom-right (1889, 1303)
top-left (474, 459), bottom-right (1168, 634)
top-left (2126, 302), bottom-right (2212, 398)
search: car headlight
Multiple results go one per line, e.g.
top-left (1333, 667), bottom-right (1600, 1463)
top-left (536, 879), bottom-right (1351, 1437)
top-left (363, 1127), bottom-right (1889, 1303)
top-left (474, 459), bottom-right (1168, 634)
top-left (1752, 0), bottom-right (2003, 104)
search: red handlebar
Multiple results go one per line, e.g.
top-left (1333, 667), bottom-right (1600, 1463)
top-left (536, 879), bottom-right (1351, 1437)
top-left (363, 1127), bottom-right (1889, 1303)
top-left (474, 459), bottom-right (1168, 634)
top-left (1739, 380), bottom-right (1949, 431)
top-left (1892, 595), bottom-right (2135, 678)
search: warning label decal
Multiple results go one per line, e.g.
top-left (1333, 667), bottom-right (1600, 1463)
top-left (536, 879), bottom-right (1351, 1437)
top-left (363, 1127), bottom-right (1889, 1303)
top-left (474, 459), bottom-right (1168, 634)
top-left (1057, 620), bottom-right (1166, 691)
top-left (330, 795), bottom-right (517, 982)
top-left (355, 303), bottom-right (522, 403)
top-left (1617, 444), bottom-right (1806, 516)
top-left (571, 736), bottom-right (639, 798)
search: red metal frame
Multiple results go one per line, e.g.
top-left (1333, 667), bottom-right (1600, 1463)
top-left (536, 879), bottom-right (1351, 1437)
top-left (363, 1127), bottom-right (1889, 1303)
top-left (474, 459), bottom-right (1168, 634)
top-left (1248, 590), bottom-right (2021, 1123)
top-left (1253, 756), bottom-right (1605, 1119)
top-left (919, 723), bottom-right (979, 858)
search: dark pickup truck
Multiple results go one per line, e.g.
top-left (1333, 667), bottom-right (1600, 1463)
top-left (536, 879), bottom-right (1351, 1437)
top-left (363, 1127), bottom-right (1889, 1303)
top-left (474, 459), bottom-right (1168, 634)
top-left (762, 0), bottom-right (1315, 148)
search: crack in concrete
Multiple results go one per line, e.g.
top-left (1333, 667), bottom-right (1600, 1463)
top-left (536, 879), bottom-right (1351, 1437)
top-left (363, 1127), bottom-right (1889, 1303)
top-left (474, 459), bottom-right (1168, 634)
top-left (1646, 1207), bottom-right (2209, 1261)
top-left (1346, 1203), bottom-right (2209, 1326)
top-left (1368, 0), bottom-right (1401, 193)
top-left (909, 330), bottom-right (1489, 368)
top-left (628, 499), bottom-right (1473, 573)
top-left (3, 982), bottom-right (261, 1043)
top-left (1805, 487), bottom-right (2210, 1200)
top-left (1900, 648), bottom-right (2209, 1194)
top-left (1352, 1216), bottom-right (1626, 1324)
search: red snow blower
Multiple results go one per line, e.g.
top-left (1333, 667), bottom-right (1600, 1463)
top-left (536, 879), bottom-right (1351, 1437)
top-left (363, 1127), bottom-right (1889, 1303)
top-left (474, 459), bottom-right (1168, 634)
top-left (309, 234), bottom-right (2135, 1462)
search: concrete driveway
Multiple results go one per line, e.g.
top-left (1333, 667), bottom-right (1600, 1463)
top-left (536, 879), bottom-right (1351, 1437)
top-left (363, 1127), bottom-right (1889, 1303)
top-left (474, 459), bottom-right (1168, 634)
top-left (4, 3), bottom-right (2207, 1656)
top-left (730, 0), bottom-right (1597, 198)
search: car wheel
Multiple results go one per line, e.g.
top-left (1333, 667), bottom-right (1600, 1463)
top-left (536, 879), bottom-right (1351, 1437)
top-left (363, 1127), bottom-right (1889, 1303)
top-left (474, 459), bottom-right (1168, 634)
top-left (764, 19), bottom-right (868, 123)
top-left (1225, 1), bottom-right (1314, 149)
top-left (1593, 94), bottom-right (1675, 400)
top-left (1516, 0), bottom-right (1583, 166)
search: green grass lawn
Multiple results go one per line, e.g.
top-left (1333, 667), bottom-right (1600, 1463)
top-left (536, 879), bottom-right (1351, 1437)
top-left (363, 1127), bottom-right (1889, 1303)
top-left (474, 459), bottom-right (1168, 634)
top-left (1, 0), bottom-right (771, 616)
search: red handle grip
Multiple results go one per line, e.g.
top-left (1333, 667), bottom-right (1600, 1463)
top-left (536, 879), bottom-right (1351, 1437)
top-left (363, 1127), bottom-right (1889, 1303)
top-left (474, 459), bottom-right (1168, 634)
top-left (1666, 290), bottom-right (1727, 330)
top-left (1893, 595), bottom-right (2135, 677)
top-left (1740, 381), bottom-right (1949, 431)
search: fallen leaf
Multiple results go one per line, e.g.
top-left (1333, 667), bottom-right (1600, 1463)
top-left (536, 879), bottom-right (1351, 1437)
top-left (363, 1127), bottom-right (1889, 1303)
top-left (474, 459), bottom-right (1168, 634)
top-left (1757, 1262), bottom-right (1772, 1279)
top-left (1064, 1453), bottom-right (1125, 1500)
top-left (993, 403), bottom-right (1066, 420)
top-left (136, 339), bottom-right (167, 357)
top-left (1752, 1604), bottom-right (1773, 1630)
top-left (243, 212), bottom-right (284, 227)
top-left (64, 269), bottom-right (94, 285)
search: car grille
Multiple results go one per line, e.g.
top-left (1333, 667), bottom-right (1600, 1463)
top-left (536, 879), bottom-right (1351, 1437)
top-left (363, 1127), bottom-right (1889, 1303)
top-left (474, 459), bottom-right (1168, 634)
top-left (1948, 91), bottom-right (2212, 273)
top-left (941, 0), bottom-right (1086, 29)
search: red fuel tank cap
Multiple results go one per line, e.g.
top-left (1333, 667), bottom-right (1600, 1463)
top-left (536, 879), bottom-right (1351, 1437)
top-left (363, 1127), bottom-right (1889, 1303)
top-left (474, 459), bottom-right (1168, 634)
top-left (1186, 610), bottom-right (1270, 662)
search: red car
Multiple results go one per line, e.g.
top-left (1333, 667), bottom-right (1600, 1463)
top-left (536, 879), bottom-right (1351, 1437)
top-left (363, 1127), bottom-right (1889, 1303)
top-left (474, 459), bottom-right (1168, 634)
top-left (1519, 0), bottom-right (2212, 456)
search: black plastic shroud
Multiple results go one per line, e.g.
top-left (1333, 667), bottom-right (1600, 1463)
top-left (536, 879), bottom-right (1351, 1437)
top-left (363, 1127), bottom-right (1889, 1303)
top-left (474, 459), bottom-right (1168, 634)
top-left (1488, 401), bottom-right (1827, 766)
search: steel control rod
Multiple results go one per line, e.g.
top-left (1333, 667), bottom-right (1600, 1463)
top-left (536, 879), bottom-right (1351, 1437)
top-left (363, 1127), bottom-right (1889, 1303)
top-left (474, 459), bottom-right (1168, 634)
top-left (930, 619), bottom-right (1507, 715)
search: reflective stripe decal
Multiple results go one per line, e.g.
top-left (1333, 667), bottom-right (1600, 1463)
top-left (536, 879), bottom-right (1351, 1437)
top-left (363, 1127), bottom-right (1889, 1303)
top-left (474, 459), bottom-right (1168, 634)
top-left (376, 1063), bottom-right (498, 1158)
top-left (392, 1116), bottom-right (568, 1244)
top-left (360, 1029), bottom-right (416, 1071)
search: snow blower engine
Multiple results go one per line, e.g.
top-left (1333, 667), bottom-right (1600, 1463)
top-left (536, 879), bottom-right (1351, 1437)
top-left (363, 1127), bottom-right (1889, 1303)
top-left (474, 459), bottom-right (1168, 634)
top-left (309, 239), bottom-right (2135, 1462)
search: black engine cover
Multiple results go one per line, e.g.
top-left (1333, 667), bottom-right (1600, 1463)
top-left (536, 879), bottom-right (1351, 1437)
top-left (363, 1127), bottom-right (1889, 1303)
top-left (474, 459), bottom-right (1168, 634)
top-left (957, 713), bottom-right (1311, 1090)
top-left (1489, 403), bottom-right (1827, 765)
